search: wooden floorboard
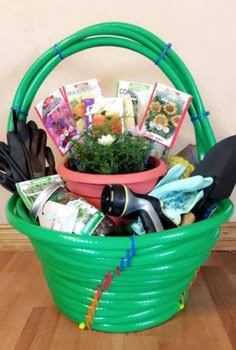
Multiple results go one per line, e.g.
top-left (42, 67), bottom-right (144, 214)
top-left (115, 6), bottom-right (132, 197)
top-left (0, 252), bottom-right (235, 350)
top-left (201, 264), bottom-right (236, 349)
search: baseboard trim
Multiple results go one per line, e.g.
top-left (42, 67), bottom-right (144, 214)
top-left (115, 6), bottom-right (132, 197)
top-left (0, 223), bottom-right (236, 252)
top-left (0, 224), bottom-right (33, 251)
top-left (213, 222), bottom-right (236, 251)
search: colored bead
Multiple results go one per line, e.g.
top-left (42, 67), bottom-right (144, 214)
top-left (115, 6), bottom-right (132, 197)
top-left (79, 322), bottom-right (86, 329)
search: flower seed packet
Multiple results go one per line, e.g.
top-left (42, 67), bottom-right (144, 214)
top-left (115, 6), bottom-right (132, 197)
top-left (140, 83), bottom-right (192, 148)
top-left (116, 80), bottom-right (154, 126)
top-left (61, 79), bottom-right (102, 134)
top-left (35, 89), bottom-right (78, 155)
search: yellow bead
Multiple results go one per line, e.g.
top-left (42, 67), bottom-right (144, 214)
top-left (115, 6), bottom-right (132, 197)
top-left (79, 322), bottom-right (86, 329)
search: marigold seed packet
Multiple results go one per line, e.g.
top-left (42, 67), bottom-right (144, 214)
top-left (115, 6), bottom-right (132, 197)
top-left (35, 89), bottom-right (78, 155)
top-left (61, 79), bottom-right (102, 134)
top-left (140, 83), bottom-right (192, 148)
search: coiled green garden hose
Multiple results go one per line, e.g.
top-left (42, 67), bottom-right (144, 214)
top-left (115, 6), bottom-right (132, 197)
top-left (6, 22), bottom-right (234, 332)
top-left (8, 21), bottom-right (214, 158)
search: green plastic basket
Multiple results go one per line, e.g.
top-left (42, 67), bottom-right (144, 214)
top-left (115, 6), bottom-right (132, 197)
top-left (6, 22), bottom-right (234, 333)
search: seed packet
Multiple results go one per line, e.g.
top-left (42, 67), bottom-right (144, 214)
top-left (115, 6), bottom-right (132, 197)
top-left (62, 79), bottom-right (102, 133)
top-left (122, 94), bottom-right (136, 130)
top-left (116, 80), bottom-right (154, 126)
top-left (140, 83), bottom-right (192, 148)
top-left (86, 97), bottom-right (124, 134)
top-left (35, 89), bottom-right (78, 155)
top-left (16, 174), bottom-right (64, 210)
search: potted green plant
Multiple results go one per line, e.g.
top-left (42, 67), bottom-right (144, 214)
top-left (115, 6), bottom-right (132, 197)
top-left (57, 116), bottom-right (167, 209)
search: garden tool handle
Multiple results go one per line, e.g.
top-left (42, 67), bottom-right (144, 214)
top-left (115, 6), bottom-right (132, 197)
top-left (180, 212), bottom-right (196, 226)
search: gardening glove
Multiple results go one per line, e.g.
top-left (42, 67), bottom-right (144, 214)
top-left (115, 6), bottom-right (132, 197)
top-left (45, 146), bottom-right (56, 176)
top-left (23, 120), bottom-right (48, 178)
top-left (0, 113), bottom-right (57, 192)
top-left (131, 164), bottom-right (213, 234)
top-left (0, 142), bottom-right (28, 192)
top-left (6, 130), bottom-right (33, 179)
top-left (14, 119), bottom-right (57, 178)
top-left (149, 174), bottom-right (213, 225)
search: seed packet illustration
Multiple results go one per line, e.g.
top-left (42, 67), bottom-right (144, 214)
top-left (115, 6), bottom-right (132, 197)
top-left (62, 79), bottom-right (102, 134)
top-left (116, 80), bottom-right (154, 126)
top-left (122, 94), bottom-right (136, 131)
top-left (140, 83), bottom-right (192, 148)
top-left (91, 97), bottom-right (124, 134)
top-left (35, 89), bottom-right (78, 155)
top-left (83, 98), bottom-right (95, 130)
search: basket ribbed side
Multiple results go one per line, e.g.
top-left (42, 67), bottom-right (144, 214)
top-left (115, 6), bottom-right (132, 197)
top-left (6, 195), bottom-right (234, 332)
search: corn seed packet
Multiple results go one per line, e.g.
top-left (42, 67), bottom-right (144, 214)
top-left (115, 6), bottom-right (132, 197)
top-left (35, 89), bottom-right (78, 155)
top-left (116, 80), bottom-right (154, 126)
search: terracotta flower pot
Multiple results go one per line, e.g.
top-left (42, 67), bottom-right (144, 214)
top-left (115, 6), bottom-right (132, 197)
top-left (57, 157), bottom-right (167, 211)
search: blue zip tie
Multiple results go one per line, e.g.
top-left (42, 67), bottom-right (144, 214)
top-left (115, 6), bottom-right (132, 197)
top-left (126, 250), bottom-right (131, 267)
top-left (11, 107), bottom-right (28, 117)
top-left (191, 116), bottom-right (200, 122)
top-left (191, 111), bottom-right (210, 123)
top-left (155, 43), bottom-right (172, 65)
top-left (130, 234), bottom-right (136, 256)
top-left (120, 257), bottom-right (125, 271)
top-left (54, 43), bottom-right (65, 60)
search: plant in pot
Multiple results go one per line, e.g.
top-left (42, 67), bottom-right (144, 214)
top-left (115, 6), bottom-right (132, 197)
top-left (57, 112), bottom-right (167, 210)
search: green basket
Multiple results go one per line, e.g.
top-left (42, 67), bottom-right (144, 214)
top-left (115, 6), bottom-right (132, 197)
top-left (6, 22), bottom-right (234, 333)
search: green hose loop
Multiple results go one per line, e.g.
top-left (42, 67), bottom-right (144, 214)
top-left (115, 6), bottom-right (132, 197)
top-left (6, 22), bottom-right (234, 332)
top-left (8, 21), bottom-right (215, 155)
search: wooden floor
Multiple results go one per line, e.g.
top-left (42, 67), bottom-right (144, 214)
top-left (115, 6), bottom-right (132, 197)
top-left (0, 251), bottom-right (235, 350)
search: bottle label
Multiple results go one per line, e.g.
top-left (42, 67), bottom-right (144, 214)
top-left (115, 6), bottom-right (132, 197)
top-left (38, 198), bottom-right (104, 235)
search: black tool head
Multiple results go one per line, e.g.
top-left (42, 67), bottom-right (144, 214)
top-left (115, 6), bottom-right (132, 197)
top-left (192, 135), bottom-right (236, 199)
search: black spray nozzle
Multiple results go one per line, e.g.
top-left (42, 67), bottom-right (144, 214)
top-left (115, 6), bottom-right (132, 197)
top-left (101, 184), bottom-right (128, 217)
top-left (101, 184), bottom-right (176, 234)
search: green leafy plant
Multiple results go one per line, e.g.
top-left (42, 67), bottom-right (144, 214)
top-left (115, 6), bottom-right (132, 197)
top-left (67, 120), bottom-right (154, 175)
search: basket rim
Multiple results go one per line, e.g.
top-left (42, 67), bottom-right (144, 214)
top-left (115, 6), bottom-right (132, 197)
top-left (6, 194), bottom-right (234, 248)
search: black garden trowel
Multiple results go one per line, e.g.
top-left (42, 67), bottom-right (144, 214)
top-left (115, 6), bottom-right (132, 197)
top-left (190, 135), bottom-right (236, 220)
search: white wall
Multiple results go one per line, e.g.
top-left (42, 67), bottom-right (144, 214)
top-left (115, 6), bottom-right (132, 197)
top-left (1, 0), bottom-right (236, 223)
